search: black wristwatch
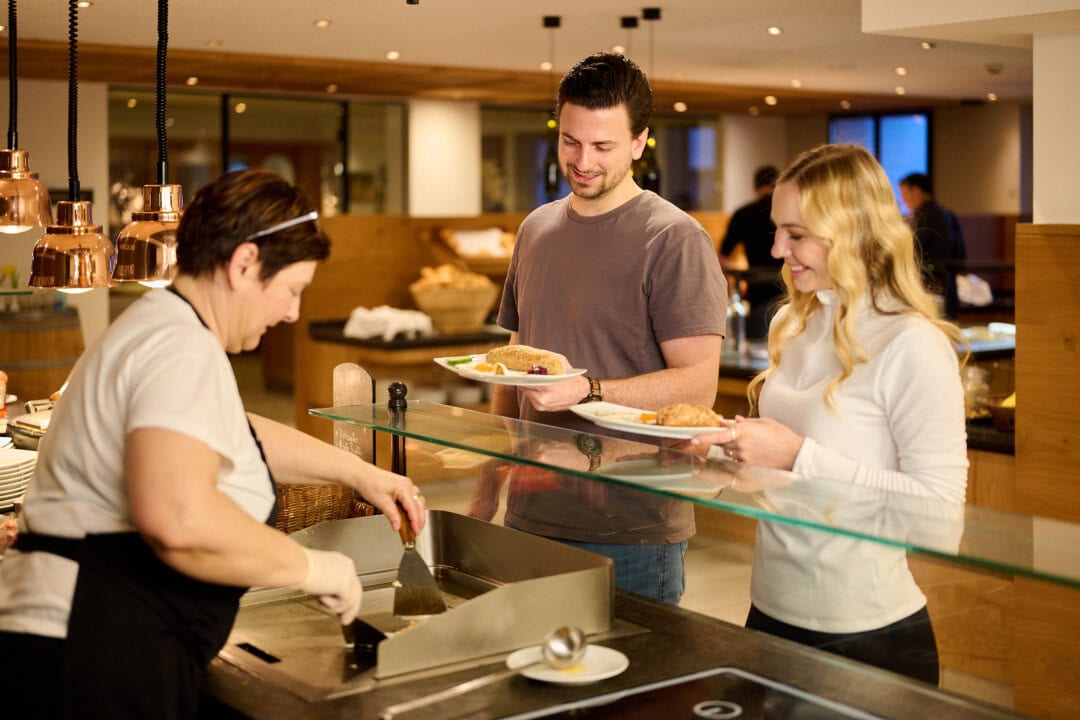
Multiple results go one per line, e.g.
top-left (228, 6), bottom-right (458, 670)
top-left (581, 376), bottom-right (603, 404)
top-left (576, 433), bottom-right (603, 471)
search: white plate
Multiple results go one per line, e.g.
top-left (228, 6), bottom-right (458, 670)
top-left (506, 644), bottom-right (629, 686)
top-left (0, 449), bottom-right (38, 470)
top-left (569, 402), bottom-right (729, 440)
top-left (434, 354), bottom-right (587, 387)
top-left (594, 459), bottom-right (724, 498)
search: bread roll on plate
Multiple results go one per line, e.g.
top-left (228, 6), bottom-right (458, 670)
top-left (656, 403), bottom-right (723, 427)
top-left (485, 345), bottom-right (566, 375)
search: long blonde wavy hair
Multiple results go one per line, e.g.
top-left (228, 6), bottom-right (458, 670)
top-left (747, 144), bottom-right (967, 413)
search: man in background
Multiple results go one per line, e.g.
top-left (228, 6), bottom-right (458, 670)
top-left (899, 172), bottom-right (966, 318)
top-left (719, 165), bottom-right (783, 339)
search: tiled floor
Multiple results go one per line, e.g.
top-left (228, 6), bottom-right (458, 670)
top-left (232, 350), bottom-right (1013, 712)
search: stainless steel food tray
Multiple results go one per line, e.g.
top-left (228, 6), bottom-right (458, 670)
top-left (218, 510), bottom-right (614, 701)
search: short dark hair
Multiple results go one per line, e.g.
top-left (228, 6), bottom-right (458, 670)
top-left (899, 172), bottom-right (933, 195)
top-left (556, 52), bottom-right (653, 136)
top-left (177, 169), bottom-right (330, 280)
top-left (753, 165), bottom-right (779, 190)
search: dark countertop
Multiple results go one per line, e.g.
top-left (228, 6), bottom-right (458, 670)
top-left (203, 593), bottom-right (1020, 720)
top-left (310, 320), bottom-right (510, 349)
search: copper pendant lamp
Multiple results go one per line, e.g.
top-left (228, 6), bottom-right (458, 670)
top-left (28, 0), bottom-right (115, 292)
top-left (0, 0), bottom-right (52, 234)
top-left (112, 0), bottom-right (183, 287)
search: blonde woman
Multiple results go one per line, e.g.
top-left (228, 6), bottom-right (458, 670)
top-left (693, 144), bottom-right (968, 684)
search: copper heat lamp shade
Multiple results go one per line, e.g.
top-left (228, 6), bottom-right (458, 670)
top-left (112, 184), bottom-right (183, 287)
top-left (0, 148), bottom-right (52, 233)
top-left (29, 200), bottom-right (116, 291)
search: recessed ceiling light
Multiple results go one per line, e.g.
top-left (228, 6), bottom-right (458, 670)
top-left (185, 76), bottom-right (199, 86)
top-left (0, 25), bottom-right (6, 32)
top-left (749, 106), bottom-right (761, 116)
top-left (234, 102), bottom-right (247, 114)
top-left (987, 92), bottom-right (998, 102)
top-left (895, 67), bottom-right (907, 76)
top-left (767, 26), bottom-right (783, 36)
top-left (165, 117), bottom-right (175, 128)
top-left (77, 1), bottom-right (93, 8)
top-left (314, 19), bottom-right (331, 29)
top-left (920, 41), bottom-right (936, 50)
top-left (790, 79), bottom-right (802, 88)
top-left (126, 98), bottom-right (137, 109)
top-left (386, 50), bottom-right (401, 61)
top-left (673, 101), bottom-right (687, 113)
top-left (611, 45), bottom-right (626, 55)
top-left (540, 61), bottom-right (553, 72)
top-left (895, 86), bottom-right (906, 95)
top-left (206, 39), bottom-right (223, 48)
top-left (840, 100), bottom-right (851, 110)
top-left (764, 95), bottom-right (778, 106)
top-left (326, 84), bottom-right (339, 94)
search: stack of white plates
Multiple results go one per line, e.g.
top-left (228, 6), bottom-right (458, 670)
top-left (0, 448), bottom-right (37, 509)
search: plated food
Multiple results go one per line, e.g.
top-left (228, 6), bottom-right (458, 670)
top-left (570, 401), bottom-right (732, 440)
top-left (434, 345), bottom-right (586, 387)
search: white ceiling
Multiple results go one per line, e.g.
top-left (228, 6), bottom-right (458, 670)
top-left (12, 0), bottom-right (1036, 106)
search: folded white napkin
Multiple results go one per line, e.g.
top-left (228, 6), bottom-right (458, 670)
top-left (343, 305), bottom-right (433, 342)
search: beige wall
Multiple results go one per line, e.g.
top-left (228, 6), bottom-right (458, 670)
top-left (934, 102), bottom-right (1026, 214)
top-left (0, 79), bottom-right (110, 348)
top-left (407, 100), bottom-right (482, 216)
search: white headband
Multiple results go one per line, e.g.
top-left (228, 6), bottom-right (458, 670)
top-left (244, 211), bottom-right (319, 241)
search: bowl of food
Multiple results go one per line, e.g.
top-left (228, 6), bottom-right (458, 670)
top-left (980, 393), bottom-right (1015, 433)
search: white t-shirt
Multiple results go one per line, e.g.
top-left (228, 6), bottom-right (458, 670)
top-left (751, 291), bottom-right (968, 633)
top-left (0, 289), bottom-right (274, 638)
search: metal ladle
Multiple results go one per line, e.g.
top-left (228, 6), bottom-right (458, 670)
top-left (378, 626), bottom-right (587, 719)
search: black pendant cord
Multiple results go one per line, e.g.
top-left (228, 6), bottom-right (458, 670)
top-left (155, 0), bottom-right (168, 185)
top-left (67, 0), bottom-right (79, 201)
top-left (6, 0), bottom-right (17, 149)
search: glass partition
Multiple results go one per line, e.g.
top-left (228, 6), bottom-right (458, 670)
top-left (310, 400), bottom-right (1079, 589)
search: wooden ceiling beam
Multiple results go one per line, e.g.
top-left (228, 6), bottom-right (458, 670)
top-left (2, 39), bottom-right (952, 116)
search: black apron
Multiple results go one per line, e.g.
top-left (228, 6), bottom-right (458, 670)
top-left (13, 286), bottom-right (278, 719)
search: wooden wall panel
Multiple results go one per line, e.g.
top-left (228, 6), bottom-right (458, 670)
top-left (1014, 224), bottom-right (1080, 522)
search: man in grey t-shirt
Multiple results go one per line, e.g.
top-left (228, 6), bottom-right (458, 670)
top-left (477, 52), bottom-right (726, 605)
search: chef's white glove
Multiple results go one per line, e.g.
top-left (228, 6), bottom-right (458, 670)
top-left (298, 547), bottom-right (363, 625)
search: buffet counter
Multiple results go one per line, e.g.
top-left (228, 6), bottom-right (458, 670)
top-left (202, 396), bottom-right (1077, 718)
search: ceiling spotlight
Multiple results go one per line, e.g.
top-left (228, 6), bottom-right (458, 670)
top-left (895, 67), bottom-right (907, 76)
top-left (840, 100), bottom-right (852, 110)
top-left (206, 39), bottom-right (223, 48)
top-left (313, 19), bottom-right (331, 29)
top-left (895, 86), bottom-right (906, 95)
top-left (790, 79), bottom-right (802, 88)
top-left (621, 16), bottom-right (638, 29)
top-left (920, 41), bottom-right (936, 50)
top-left (673, 101), bottom-right (687, 113)
top-left (185, 76), bottom-right (199, 86)
top-left (764, 95), bottom-right (778, 106)
top-left (540, 61), bottom-right (553, 71)
top-left (77, 1), bottom-right (92, 7)
top-left (126, 98), bottom-right (137, 109)
top-left (611, 45), bottom-right (626, 56)
top-left (234, 102), bottom-right (247, 114)
top-left (386, 50), bottom-right (401, 60)
top-left (642, 8), bottom-right (661, 20)
top-left (767, 26), bottom-right (783, 36)
top-left (326, 84), bottom-right (339, 94)
top-left (987, 92), bottom-right (998, 102)
top-left (407, 0), bottom-right (419, 4)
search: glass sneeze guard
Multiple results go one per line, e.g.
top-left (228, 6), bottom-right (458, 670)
top-left (311, 401), bottom-right (1080, 589)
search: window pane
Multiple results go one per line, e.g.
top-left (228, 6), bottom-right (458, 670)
top-left (347, 102), bottom-right (406, 214)
top-left (481, 108), bottom-right (564, 212)
top-left (879, 113), bottom-right (929, 205)
top-left (829, 116), bottom-right (875, 152)
top-left (227, 96), bottom-right (344, 217)
top-left (108, 90), bottom-right (221, 237)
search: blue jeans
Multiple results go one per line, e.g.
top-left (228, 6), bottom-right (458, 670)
top-left (553, 538), bottom-right (688, 605)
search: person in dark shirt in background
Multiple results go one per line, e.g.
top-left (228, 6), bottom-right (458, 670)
top-left (899, 172), bottom-right (966, 318)
top-left (719, 165), bottom-right (784, 338)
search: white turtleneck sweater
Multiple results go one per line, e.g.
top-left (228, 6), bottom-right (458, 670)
top-left (752, 291), bottom-right (968, 633)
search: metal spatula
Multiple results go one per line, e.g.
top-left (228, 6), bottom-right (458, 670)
top-left (392, 512), bottom-right (447, 617)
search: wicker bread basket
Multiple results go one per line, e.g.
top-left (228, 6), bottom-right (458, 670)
top-left (411, 284), bottom-right (499, 335)
top-left (274, 484), bottom-right (374, 534)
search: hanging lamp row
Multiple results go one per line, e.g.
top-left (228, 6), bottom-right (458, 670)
top-left (6, 0), bottom-right (181, 292)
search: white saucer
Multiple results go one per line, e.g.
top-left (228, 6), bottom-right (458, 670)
top-left (506, 644), bottom-right (629, 686)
